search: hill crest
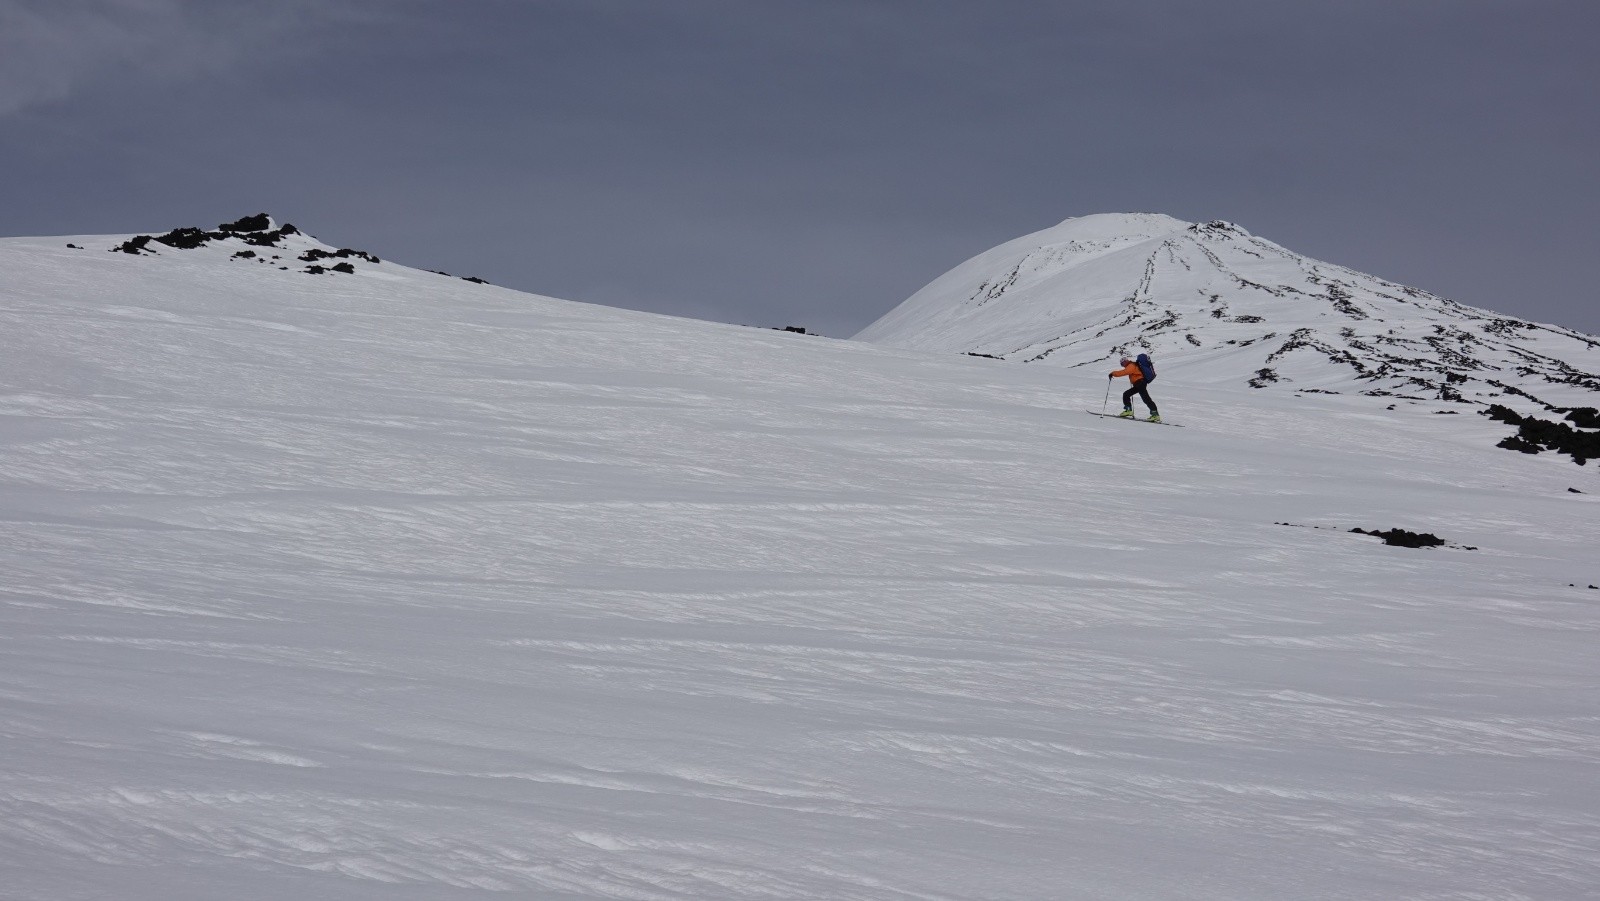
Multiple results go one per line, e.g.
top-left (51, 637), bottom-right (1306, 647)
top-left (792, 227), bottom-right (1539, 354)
top-left (855, 213), bottom-right (1600, 414)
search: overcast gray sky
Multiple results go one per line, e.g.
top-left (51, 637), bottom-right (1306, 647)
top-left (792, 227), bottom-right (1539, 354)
top-left (3, 0), bottom-right (1596, 336)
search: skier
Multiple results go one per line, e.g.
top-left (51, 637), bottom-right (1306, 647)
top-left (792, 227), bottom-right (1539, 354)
top-left (1109, 353), bottom-right (1160, 422)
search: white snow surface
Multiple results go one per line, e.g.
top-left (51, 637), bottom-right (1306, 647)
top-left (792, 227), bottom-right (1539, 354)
top-left (2, 227), bottom-right (1599, 899)
top-left (855, 213), bottom-right (1600, 413)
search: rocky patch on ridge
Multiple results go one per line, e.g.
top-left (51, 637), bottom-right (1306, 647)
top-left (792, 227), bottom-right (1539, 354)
top-left (110, 214), bottom-right (381, 276)
top-left (112, 215), bottom-right (303, 254)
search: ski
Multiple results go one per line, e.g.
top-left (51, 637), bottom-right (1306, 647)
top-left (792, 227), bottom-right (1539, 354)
top-left (1085, 411), bottom-right (1184, 427)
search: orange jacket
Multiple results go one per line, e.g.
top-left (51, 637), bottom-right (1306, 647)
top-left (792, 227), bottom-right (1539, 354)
top-left (1110, 361), bottom-right (1145, 384)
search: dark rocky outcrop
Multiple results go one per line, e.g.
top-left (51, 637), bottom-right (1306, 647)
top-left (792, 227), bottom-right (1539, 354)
top-left (220, 213), bottom-right (272, 232)
top-left (1350, 527), bottom-right (1448, 549)
top-left (424, 269), bottom-right (488, 283)
top-left (1482, 404), bottom-right (1600, 465)
top-left (154, 227), bottom-right (214, 250)
top-left (300, 247), bottom-right (379, 264)
top-left (109, 216), bottom-right (304, 254)
top-left (1277, 521), bottom-right (1475, 550)
top-left (112, 235), bottom-right (154, 254)
top-left (303, 260), bottom-right (358, 275)
top-left (1563, 407), bottom-right (1600, 429)
top-left (238, 225), bottom-right (300, 249)
top-left (241, 224), bottom-right (301, 247)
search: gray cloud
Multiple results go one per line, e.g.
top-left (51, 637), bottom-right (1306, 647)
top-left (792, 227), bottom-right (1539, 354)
top-left (0, 0), bottom-right (370, 116)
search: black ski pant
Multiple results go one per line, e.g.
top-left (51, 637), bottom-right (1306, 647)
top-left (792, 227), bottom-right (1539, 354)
top-left (1122, 379), bottom-right (1157, 414)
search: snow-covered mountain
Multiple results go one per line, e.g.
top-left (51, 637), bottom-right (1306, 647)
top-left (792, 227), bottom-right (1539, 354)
top-left (856, 212), bottom-right (1600, 412)
top-left (3, 217), bottom-right (1599, 900)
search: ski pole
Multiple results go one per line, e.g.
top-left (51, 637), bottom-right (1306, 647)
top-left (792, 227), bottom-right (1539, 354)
top-left (1101, 376), bottom-right (1111, 415)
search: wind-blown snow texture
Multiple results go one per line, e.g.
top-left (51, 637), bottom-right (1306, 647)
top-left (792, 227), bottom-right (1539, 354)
top-left (856, 213), bottom-right (1600, 414)
top-left (3, 222), bottom-right (1599, 899)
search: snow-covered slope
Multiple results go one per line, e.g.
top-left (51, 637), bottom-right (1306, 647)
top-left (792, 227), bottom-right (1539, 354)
top-left (3, 220), bottom-right (1599, 899)
top-left (856, 213), bottom-right (1600, 412)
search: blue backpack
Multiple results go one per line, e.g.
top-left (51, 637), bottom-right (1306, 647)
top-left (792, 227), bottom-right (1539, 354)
top-left (1135, 353), bottom-right (1156, 383)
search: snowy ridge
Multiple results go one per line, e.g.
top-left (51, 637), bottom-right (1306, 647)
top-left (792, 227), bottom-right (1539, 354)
top-left (856, 213), bottom-right (1600, 413)
top-left (3, 219), bottom-right (1599, 899)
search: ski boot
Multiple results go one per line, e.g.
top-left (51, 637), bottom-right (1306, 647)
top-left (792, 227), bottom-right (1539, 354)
top-left (1147, 413), bottom-right (1161, 423)
top-left (1117, 409), bottom-right (1135, 418)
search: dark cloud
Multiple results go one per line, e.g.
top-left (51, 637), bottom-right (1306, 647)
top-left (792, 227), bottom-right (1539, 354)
top-left (1, 0), bottom-right (1596, 336)
top-left (0, 0), bottom-right (370, 115)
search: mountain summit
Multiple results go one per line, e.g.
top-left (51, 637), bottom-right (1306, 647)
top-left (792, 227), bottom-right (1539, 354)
top-left (856, 213), bottom-right (1600, 411)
